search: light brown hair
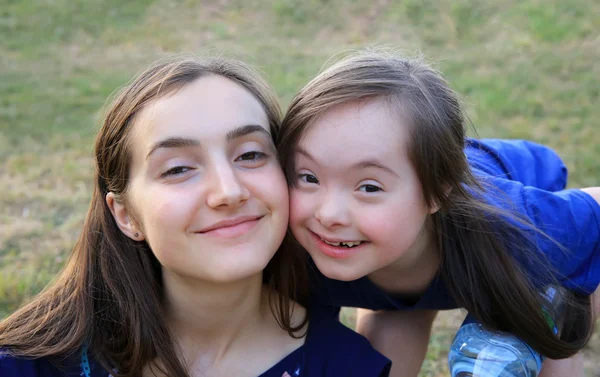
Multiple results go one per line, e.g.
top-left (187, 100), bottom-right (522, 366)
top-left (0, 54), bottom-right (308, 376)
top-left (278, 48), bottom-right (592, 359)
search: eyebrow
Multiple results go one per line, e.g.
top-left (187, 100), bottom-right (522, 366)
top-left (226, 124), bottom-right (270, 141)
top-left (352, 160), bottom-right (399, 177)
top-left (295, 147), bottom-right (317, 163)
top-left (296, 147), bottom-right (398, 177)
top-left (146, 137), bottom-right (200, 160)
top-left (146, 124), bottom-right (270, 160)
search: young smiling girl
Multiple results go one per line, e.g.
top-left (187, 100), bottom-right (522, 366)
top-left (277, 49), bottom-right (600, 377)
top-left (0, 55), bottom-right (390, 377)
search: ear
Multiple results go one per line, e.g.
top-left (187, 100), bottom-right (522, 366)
top-left (106, 192), bottom-right (145, 241)
top-left (429, 184), bottom-right (453, 215)
top-left (429, 202), bottom-right (441, 215)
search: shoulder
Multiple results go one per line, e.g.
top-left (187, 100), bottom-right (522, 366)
top-left (303, 307), bottom-right (391, 376)
top-left (0, 348), bottom-right (109, 377)
top-left (465, 138), bottom-right (562, 170)
top-left (465, 138), bottom-right (567, 191)
top-left (0, 351), bottom-right (70, 377)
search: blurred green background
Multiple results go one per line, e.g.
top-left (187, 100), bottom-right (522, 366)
top-left (1, 0), bottom-right (599, 375)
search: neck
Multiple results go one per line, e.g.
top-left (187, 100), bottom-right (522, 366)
top-left (368, 217), bottom-right (440, 295)
top-left (163, 271), bottom-right (268, 365)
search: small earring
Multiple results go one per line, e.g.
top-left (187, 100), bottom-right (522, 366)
top-left (134, 232), bottom-right (139, 238)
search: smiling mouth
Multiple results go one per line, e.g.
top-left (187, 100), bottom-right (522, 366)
top-left (309, 230), bottom-right (368, 248)
top-left (197, 215), bottom-right (265, 238)
top-left (321, 239), bottom-right (365, 248)
top-left (198, 215), bottom-right (264, 233)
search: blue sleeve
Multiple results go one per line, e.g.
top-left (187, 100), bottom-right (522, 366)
top-left (466, 139), bottom-right (568, 191)
top-left (480, 173), bottom-right (600, 295)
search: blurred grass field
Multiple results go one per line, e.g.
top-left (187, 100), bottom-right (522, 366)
top-left (1, 0), bottom-right (599, 375)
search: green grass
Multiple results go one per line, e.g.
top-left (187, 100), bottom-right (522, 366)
top-left (1, 0), bottom-right (599, 375)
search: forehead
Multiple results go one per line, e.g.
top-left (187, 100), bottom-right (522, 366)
top-left (299, 98), bottom-right (409, 160)
top-left (134, 75), bottom-right (270, 143)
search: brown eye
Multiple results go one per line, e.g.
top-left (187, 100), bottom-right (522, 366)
top-left (161, 166), bottom-right (192, 178)
top-left (298, 173), bottom-right (319, 184)
top-left (358, 184), bottom-right (382, 193)
top-left (235, 151), bottom-right (267, 162)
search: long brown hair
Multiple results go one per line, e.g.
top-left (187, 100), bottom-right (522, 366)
top-left (277, 48), bottom-right (592, 359)
top-left (0, 54), bottom-right (308, 376)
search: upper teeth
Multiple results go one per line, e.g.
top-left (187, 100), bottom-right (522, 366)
top-left (323, 240), bottom-right (363, 247)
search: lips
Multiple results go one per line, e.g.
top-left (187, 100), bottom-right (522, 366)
top-left (322, 239), bottom-right (364, 247)
top-left (309, 230), bottom-right (366, 246)
top-left (197, 215), bottom-right (264, 238)
top-left (308, 229), bottom-right (368, 259)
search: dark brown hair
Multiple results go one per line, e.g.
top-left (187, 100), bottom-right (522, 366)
top-left (277, 48), bottom-right (592, 359)
top-left (0, 54), bottom-right (308, 376)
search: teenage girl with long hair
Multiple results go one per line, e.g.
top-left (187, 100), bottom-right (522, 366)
top-left (0, 55), bottom-right (391, 377)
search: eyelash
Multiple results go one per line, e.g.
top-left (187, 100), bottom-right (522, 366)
top-left (298, 173), bottom-right (383, 194)
top-left (358, 184), bottom-right (382, 193)
top-left (235, 151), bottom-right (268, 163)
top-left (160, 151), bottom-right (268, 178)
top-left (298, 173), bottom-right (319, 184)
top-left (161, 166), bottom-right (192, 178)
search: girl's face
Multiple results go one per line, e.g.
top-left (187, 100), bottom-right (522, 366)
top-left (110, 75), bottom-right (289, 283)
top-left (289, 98), bottom-right (436, 281)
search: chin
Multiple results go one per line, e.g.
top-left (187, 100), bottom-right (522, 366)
top-left (208, 266), bottom-right (265, 283)
top-left (208, 256), bottom-right (273, 283)
top-left (311, 256), bottom-right (365, 282)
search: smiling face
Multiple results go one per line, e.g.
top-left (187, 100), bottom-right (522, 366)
top-left (109, 75), bottom-right (289, 284)
top-left (289, 98), bottom-right (436, 281)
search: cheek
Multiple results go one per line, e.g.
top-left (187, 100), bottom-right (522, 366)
top-left (359, 199), bottom-right (428, 246)
top-left (135, 186), bottom-right (196, 236)
top-left (267, 174), bottom-right (290, 229)
top-left (251, 166), bottom-right (289, 213)
top-left (357, 209), bottom-right (399, 243)
top-left (272, 170), bottom-right (290, 208)
top-left (289, 189), bottom-right (313, 228)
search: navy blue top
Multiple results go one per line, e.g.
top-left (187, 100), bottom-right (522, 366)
top-left (0, 307), bottom-right (391, 377)
top-left (308, 139), bottom-right (600, 311)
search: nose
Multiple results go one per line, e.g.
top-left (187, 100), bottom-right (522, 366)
top-left (206, 163), bottom-right (250, 209)
top-left (315, 190), bottom-right (350, 229)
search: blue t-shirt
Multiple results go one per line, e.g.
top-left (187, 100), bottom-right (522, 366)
top-left (307, 139), bottom-right (600, 311)
top-left (0, 306), bottom-right (391, 377)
